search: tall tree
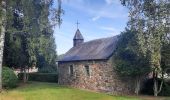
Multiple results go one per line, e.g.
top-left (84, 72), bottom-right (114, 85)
top-left (3, 0), bottom-right (62, 70)
top-left (0, 0), bottom-right (6, 91)
top-left (120, 0), bottom-right (170, 96)
top-left (0, 0), bottom-right (63, 88)
top-left (114, 29), bottom-right (150, 95)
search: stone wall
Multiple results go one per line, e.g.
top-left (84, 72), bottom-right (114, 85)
top-left (58, 57), bottom-right (135, 95)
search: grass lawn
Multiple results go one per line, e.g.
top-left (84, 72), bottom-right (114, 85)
top-left (0, 82), bottom-right (169, 100)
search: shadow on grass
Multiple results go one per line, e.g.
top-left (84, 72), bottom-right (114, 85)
top-left (12, 81), bottom-right (140, 100)
top-left (15, 81), bottom-right (71, 92)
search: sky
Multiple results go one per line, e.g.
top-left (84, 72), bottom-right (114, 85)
top-left (54, 0), bottom-right (129, 55)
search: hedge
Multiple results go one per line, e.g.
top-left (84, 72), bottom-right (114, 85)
top-left (18, 73), bottom-right (58, 83)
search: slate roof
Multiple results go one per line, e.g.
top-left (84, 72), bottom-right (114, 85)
top-left (73, 29), bottom-right (84, 40)
top-left (59, 36), bottom-right (118, 62)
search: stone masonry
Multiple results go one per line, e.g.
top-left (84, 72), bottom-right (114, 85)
top-left (58, 56), bottom-right (135, 95)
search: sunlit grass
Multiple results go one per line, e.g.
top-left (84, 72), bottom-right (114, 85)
top-left (0, 82), bottom-right (168, 100)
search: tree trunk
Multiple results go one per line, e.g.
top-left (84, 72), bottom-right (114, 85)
top-left (23, 66), bottom-right (29, 83)
top-left (153, 71), bottom-right (164, 96)
top-left (23, 66), bottom-right (27, 83)
top-left (153, 76), bottom-right (158, 96)
top-left (26, 66), bottom-right (29, 81)
top-left (135, 76), bottom-right (141, 95)
top-left (0, 0), bottom-right (6, 91)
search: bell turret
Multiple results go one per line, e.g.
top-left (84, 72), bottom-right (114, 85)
top-left (73, 29), bottom-right (84, 47)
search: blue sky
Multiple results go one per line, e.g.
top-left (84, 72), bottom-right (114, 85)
top-left (54, 0), bottom-right (129, 55)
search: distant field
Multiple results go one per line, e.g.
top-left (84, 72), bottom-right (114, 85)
top-left (0, 82), bottom-right (169, 100)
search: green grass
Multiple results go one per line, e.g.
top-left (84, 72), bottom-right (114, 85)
top-left (0, 82), bottom-right (169, 100)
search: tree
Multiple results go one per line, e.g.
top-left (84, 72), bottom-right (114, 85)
top-left (3, 0), bottom-right (62, 70)
top-left (161, 35), bottom-right (170, 79)
top-left (120, 0), bottom-right (170, 96)
top-left (114, 29), bottom-right (150, 95)
top-left (0, 0), bottom-right (6, 91)
top-left (0, 0), bottom-right (63, 88)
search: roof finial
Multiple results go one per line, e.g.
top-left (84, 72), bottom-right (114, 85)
top-left (76, 20), bottom-right (80, 29)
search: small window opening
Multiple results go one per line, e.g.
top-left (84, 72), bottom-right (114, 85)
top-left (85, 65), bottom-right (90, 76)
top-left (69, 65), bottom-right (74, 76)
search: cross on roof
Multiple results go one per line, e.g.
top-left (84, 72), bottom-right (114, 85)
top-left (76, 21), bottom-right (80, 29)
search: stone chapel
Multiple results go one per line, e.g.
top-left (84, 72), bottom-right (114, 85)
top-left (58, 28), bottom-right (135, 95)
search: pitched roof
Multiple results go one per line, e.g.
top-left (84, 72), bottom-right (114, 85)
top-left (73, 29), bottom-right (84, 40)
top-left (59, 36), bottom-right (118, 62)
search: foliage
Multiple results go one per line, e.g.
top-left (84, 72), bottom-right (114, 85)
top-left (161, 43), bottom-right (170, 74)
top-left (114, 29), bottom-right (150, 77)
top-left (2, 67), bottom-right (18, 88)
top-left (120, 0), bottom-right (170, 96)
top-left (0, 0), bottom-right (62, 89)
top-left (58, 54), bottom-right (65, 60)
top-left (0, 82), bottom-right (141, 100)
top-left (3, 0), bottom-right (59, 72)
top-left (18, 73), bottom-right (58, 83)
top-left (114, 29), bottom-right (151, 95)
top-left (120, 0), bottom-right (170, 68)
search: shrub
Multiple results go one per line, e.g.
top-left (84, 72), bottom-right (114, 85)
top-left (2, 67), bottom-right (18, 88)
top-left (18, 72), bottom-right (58, 83)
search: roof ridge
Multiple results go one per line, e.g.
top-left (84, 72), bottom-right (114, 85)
top-left (82, 36), bottom-right (116, 44)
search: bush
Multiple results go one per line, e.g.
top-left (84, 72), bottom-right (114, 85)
top-left (2, 67), bottom-right (18, 88)
top-left (18, 72), bottom-right (58, 83)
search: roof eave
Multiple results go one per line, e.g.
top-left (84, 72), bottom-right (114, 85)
top-left (58, 58), bottom-right (109, 63)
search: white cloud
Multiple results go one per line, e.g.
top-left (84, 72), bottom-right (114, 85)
top-left (62, 0), bottom-right (84, 5)
top-left (101, 26), bottom-right (116, 31)
top-left (105, 0), bottom-right (121, 5)
top-left (62, 0), bottom-right (128, 22)
top-left (92, 16), bottom-right (101, 21)
top-left (100, 26), bottom-right (121, 35)
top-left (91, 8), bottom-right (128, 21)
top-left (105, 0), bottom-right (114, 5)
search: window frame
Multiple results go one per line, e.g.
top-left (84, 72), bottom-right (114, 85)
top-left (84, 65), bottom-right (90, 76)
top-left (69, 65), bottom-right (74, 76)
